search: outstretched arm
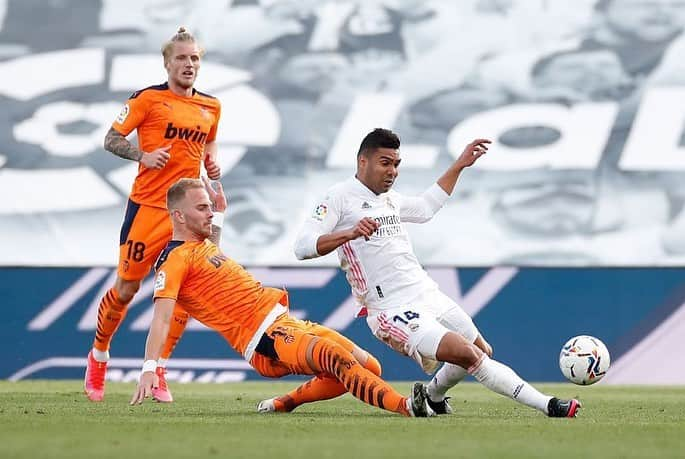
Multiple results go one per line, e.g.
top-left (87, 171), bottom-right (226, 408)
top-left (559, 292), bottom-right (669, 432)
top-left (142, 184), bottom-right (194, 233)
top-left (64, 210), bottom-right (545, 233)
top-left (399, 138), bottom-right (491, 223)
top-left (436, 138), bottom-right (490, 195)
top-left (130, 297), bottom-right (175, 405)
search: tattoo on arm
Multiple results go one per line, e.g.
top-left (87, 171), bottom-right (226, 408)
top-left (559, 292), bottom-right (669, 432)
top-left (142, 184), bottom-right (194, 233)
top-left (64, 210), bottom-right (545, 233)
top-left (104, 127), bottom-right (143, 162)
top-left (209, 226), bottom-right (222, 246)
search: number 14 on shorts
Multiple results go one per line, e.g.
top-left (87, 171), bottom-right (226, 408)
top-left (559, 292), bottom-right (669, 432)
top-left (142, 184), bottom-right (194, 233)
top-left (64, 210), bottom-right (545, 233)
top-left (393, 310), bottom-right (419, 325)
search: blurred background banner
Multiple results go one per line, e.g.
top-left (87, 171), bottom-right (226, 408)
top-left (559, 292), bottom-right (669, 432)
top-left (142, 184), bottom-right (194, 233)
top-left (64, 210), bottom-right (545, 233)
top-left (3, 266), bottom-right (684, 383)
top-left (2, 0), bottom-right (685, 267)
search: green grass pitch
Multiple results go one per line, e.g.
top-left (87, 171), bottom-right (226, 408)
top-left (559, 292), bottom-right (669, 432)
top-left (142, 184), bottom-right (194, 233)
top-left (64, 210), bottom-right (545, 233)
top-left (1, 381), bottom-right (684, 459)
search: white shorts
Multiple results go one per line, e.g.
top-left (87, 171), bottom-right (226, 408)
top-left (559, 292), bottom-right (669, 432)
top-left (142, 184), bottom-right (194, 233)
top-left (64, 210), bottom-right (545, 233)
top-left (366, 288), bottom-right (479, 373)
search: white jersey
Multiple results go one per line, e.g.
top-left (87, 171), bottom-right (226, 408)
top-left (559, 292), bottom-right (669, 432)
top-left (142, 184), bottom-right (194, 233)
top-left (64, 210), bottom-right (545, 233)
top-left (294, 177), bottom-right (450, 314)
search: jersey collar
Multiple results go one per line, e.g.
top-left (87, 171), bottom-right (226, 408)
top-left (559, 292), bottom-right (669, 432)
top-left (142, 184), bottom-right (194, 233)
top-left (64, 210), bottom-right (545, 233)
top-left (352, 176), bottom-right (385, 198)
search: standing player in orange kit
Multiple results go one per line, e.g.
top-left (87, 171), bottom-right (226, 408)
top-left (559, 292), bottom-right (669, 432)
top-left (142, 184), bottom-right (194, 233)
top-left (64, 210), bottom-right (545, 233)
top-left (84, 27), bottom-right (222, 402)
top-left (129, 177), bottom-right (434, 418)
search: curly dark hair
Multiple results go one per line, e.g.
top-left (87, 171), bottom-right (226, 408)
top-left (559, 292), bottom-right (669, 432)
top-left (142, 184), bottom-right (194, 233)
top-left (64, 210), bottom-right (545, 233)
top-left (357, 128), bottom-right (400, 157)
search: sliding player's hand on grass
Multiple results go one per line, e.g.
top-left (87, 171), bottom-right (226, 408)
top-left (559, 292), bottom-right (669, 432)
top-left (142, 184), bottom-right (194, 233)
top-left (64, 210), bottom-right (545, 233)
top-left (130, 371), bottom-right (158, 405)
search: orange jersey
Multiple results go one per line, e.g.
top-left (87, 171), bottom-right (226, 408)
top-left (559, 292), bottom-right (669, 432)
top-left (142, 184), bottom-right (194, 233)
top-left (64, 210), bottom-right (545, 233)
top-left (112, 83), bottom-right (221, 209)
top-left (153, 239), bottom-right (287, 356)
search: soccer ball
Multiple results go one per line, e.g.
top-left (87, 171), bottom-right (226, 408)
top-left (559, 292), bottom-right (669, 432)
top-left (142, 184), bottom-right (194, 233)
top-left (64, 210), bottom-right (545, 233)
top-left (559, 335), bottom-right (610, 385)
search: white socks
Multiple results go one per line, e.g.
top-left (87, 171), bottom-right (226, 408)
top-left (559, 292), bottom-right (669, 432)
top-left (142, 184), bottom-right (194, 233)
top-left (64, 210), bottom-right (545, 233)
top-left (91, 350), bottom-right (168, 369)
top-left (470, 356), bottom-right (552, 414)
top-left (426, 356), bottom-right (553, 414)
top-left (92, 348), bottom-right (109, 362)
top-left (426, 363), bottom-right (468, 401)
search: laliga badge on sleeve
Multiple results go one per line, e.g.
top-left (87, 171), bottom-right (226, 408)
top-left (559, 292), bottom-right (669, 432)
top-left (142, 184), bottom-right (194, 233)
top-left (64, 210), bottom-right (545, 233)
top-left (115, 103), bottom-right (130, 124)
top-left (154, 271), bottom-right (166, 291)
top-left (312, 203), bottom-right (328, 221)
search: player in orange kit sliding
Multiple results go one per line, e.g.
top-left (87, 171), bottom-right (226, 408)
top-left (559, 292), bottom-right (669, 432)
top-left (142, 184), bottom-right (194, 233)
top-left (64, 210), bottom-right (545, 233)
top-left (84, 27), bottom-right (221, 402)
top-left (129, 177), bottom-right (435, 417)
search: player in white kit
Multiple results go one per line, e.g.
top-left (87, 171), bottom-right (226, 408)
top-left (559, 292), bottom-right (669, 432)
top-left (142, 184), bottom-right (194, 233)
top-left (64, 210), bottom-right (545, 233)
top-left (284, 128), bottom-right (580, 418)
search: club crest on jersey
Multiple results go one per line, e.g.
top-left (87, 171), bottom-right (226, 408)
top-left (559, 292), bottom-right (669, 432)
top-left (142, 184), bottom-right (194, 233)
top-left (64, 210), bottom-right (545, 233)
top-left (312, 203), bottom-right (328, 221)
top-left (154, 271), bottom-right (166, 291)
top-left (116, 104), bottom-right (130, 124)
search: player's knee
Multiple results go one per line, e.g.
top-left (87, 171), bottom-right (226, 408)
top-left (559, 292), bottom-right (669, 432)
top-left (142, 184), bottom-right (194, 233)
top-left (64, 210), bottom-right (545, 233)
top-left (436, 332), bottom-right (482, 369)
top-left (114, 278), bottom-right (141, 303)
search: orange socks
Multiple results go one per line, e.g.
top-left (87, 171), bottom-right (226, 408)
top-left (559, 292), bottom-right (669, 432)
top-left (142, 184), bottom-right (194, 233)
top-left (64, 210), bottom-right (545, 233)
top-left (93, 288), bottom-right (128, 352)
top-left (94, 290), bottom-right (189, 362)
top-left (304, 340), bottom-right (408, 416)
top-left (273, 375), bottom-right (345, 412)
top-left (273, 352), bottom-right (384, 412)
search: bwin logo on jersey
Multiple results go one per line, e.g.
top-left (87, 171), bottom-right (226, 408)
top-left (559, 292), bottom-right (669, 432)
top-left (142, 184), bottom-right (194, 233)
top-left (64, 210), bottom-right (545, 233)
top-left (164, 122), bottom-right (208, 143)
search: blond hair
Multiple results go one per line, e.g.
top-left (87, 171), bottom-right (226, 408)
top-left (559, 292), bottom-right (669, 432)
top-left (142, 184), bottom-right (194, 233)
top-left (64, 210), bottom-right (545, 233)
top-left (167, 178), bottom-right (204, 211)
top-left (161, 26), bottom-right (204, 65)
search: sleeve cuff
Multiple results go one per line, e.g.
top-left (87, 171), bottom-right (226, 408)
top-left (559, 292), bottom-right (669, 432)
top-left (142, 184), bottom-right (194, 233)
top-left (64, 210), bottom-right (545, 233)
top-left (294, 231), bottom-right (322, 259)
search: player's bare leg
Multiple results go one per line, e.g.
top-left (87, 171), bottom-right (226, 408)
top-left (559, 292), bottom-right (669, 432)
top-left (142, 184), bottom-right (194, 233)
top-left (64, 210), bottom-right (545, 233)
top-left (434, 331), bottom-right (580, 417)
top-left (426, 333), bottom-right (493, 414)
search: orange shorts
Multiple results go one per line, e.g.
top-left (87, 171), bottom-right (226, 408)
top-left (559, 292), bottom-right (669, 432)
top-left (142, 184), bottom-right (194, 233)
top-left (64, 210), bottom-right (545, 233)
top-left (117, 199), bottom-right (172, 281)
top-left (250, 314), bottom-right (357, 378)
